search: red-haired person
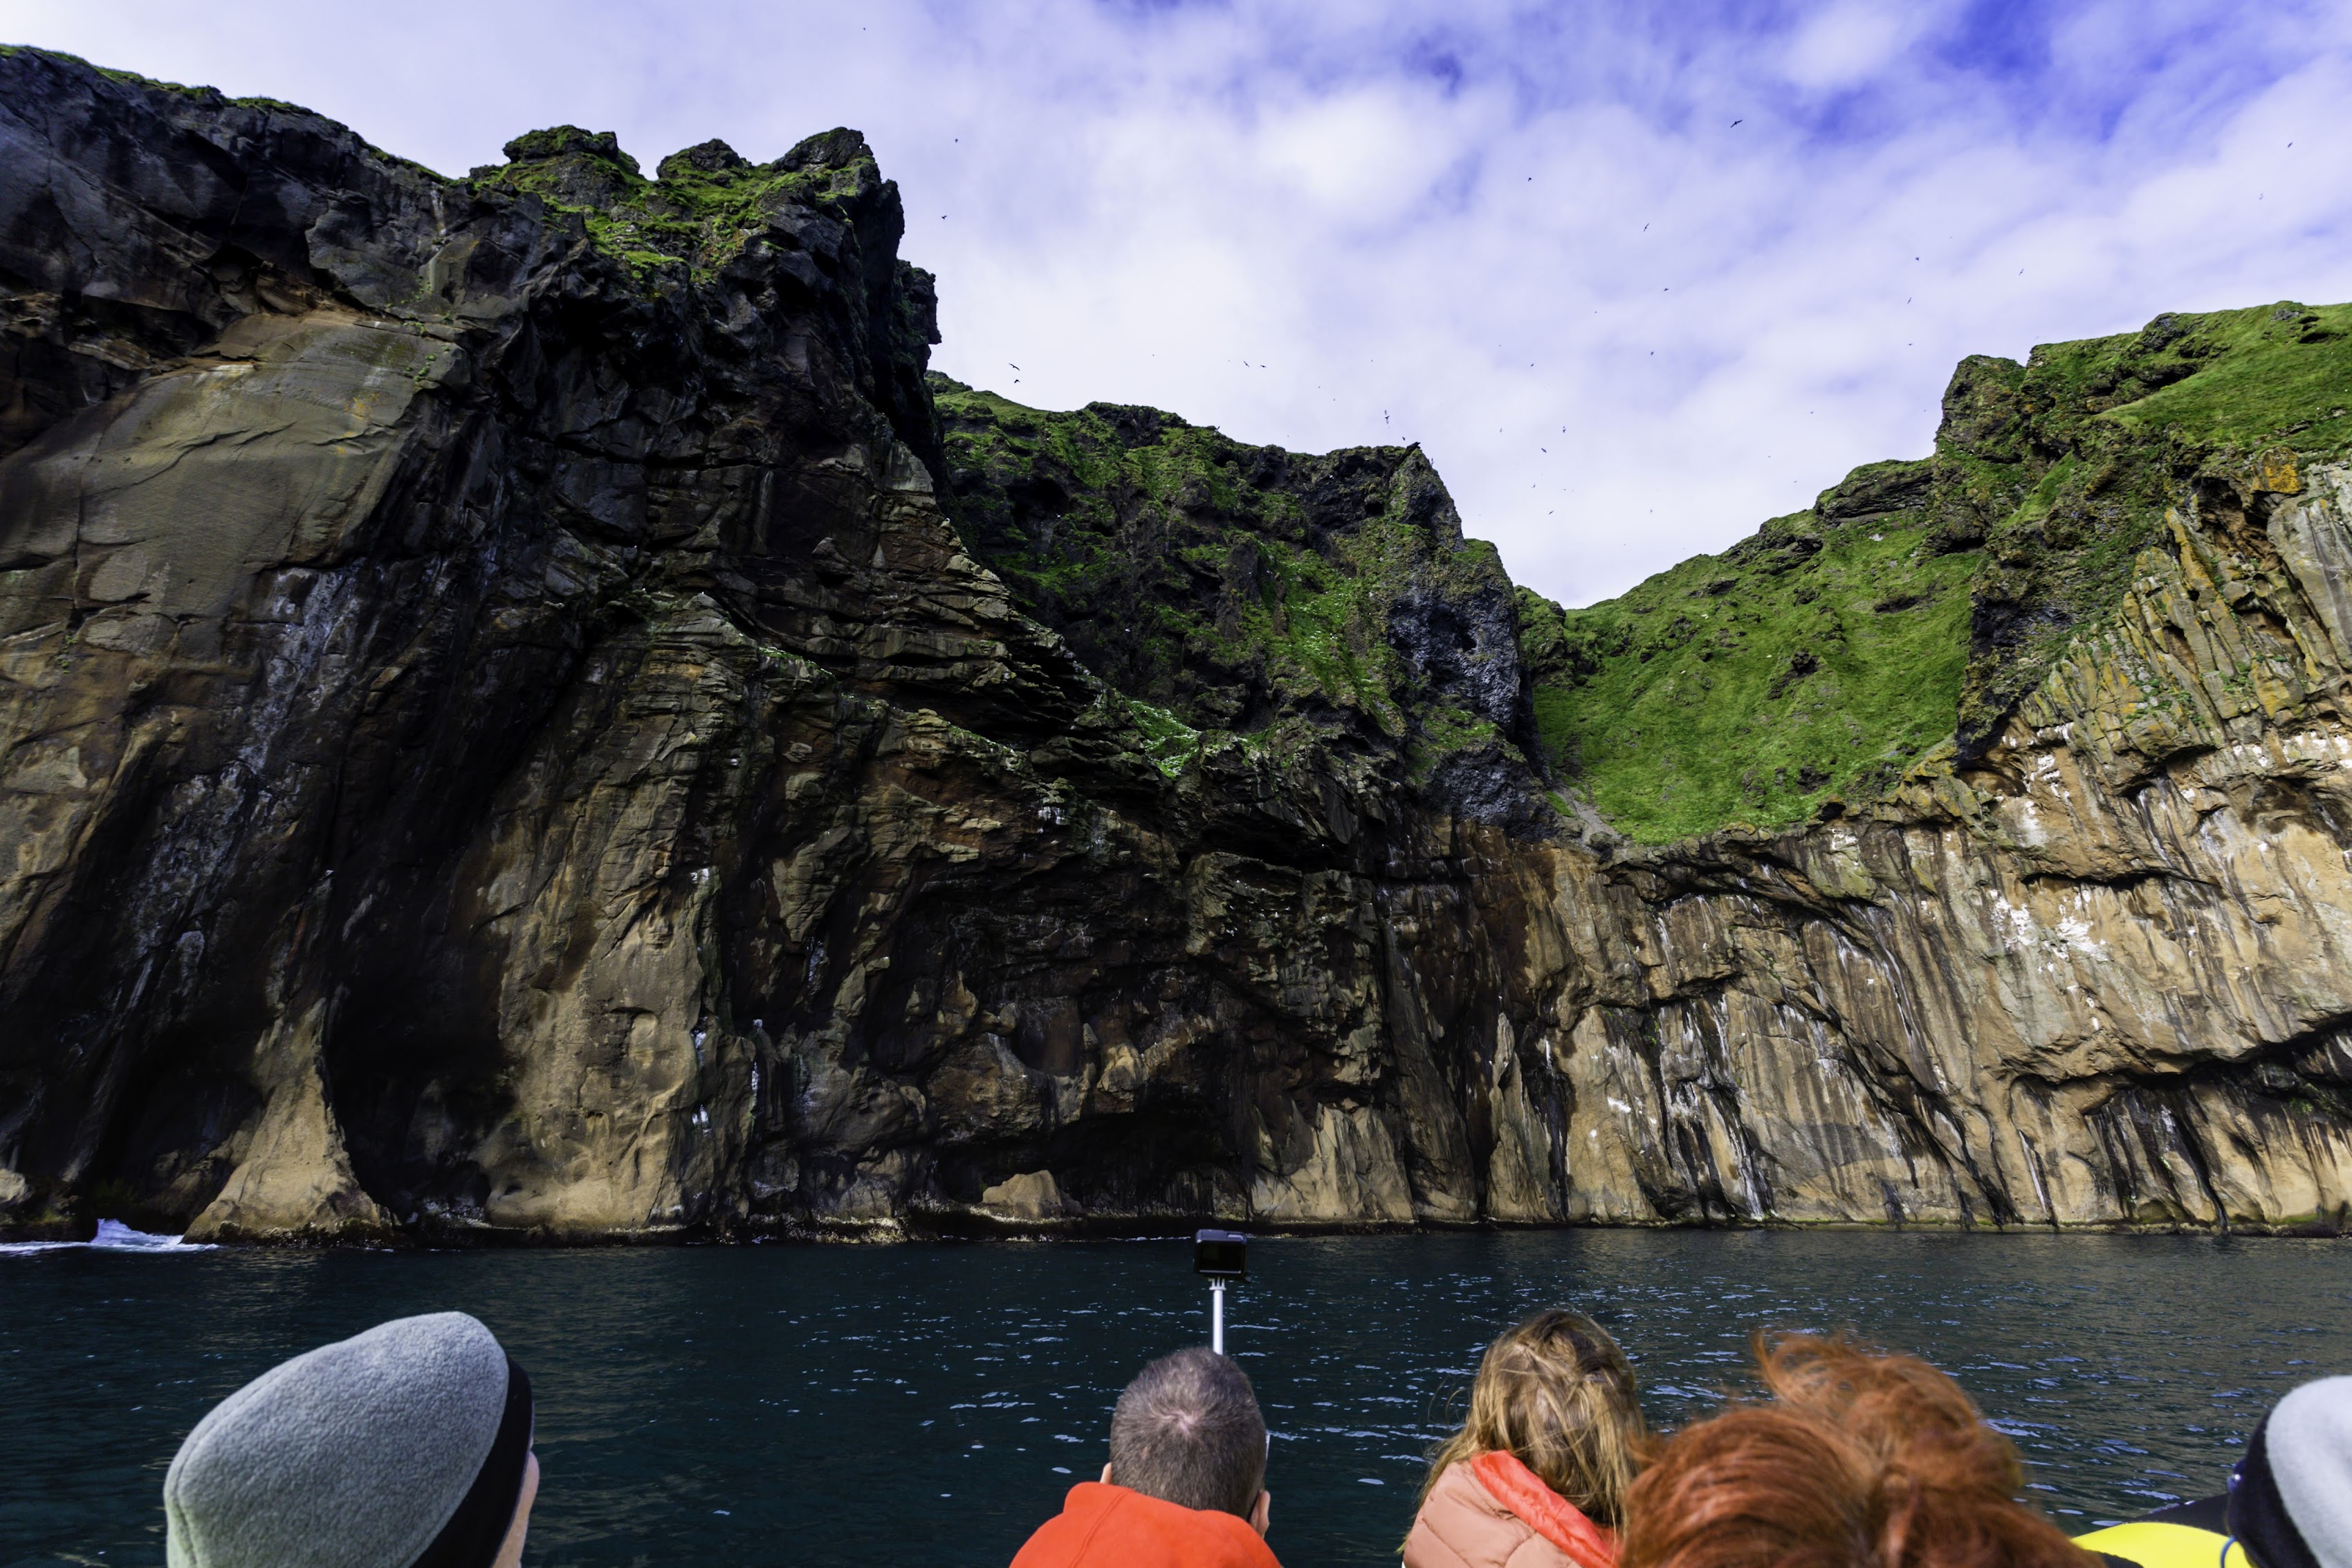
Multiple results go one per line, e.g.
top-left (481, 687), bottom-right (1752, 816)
top-left (1620, 1334), bottom-right (2092, 1568)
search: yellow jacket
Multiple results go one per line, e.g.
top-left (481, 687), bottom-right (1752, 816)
top-left (2073, 1521), bottom-right (2248, 1568)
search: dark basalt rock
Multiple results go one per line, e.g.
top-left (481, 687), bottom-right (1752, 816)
top-left (504, 125), bottom-right (635, 166)
top-left (657, 140), bottom-right (749, 181)
top-left (0, 49), bottom-right (1565, 1242)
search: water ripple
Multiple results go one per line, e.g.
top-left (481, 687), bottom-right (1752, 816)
top-left (2, 1231), bottom-right (2346, 1567)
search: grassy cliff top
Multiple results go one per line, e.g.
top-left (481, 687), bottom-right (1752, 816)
top-left (1524, 298), bottom-right (2352, 842)
top-left (1522, 481), bottom-right (1975, 841)
top-left (932, 379), bottom-right (1555, 822)
top-left (934, 301), bottom-right (2351, 843)
top-left (934, 378), bottom-right (1521, 755)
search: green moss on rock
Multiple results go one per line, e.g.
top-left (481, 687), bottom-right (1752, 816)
top-left (932, 376), bottom-right (1526, 773)
top-left (1945, 299), bottom-right (2352, 753)
top-left (502, 126), bottom-right (639, 169)
top-left (468, 124), bottom-right (886, 279)
top-left (1524, 297), bottom-right (2352, 842)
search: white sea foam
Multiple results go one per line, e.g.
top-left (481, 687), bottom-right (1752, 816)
top-left (0, 1218), bottom-right (216, 1255)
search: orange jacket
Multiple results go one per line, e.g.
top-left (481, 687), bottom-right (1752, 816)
top-left (1010, 1482), bottom-right (1281, 1568)
top-left (1404, 1453), bottom-right (1619, 1568)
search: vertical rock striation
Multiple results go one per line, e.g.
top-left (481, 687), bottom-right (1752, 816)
top-left (1, 50), bottom-right (2346, 1239)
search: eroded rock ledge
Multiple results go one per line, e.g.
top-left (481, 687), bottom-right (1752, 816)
top-left (1, 50), bottom-right (2346, 1241)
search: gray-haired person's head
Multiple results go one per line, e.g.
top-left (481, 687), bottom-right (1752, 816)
top-left (1108, 1347), bottom-right (1268, 1518)
top-left (164, 1311), bottom-right (537, 1568)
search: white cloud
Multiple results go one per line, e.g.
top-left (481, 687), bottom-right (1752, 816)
top-left (1781, 1), bottom-right (1940, 91)
top-left (1249, 90), bottom-right (1442, 221)
top-left (8, 0), bottom-right (2352, 605)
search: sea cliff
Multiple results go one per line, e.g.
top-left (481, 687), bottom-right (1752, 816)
top-left (2, 50), bottom-right (2347, 1240)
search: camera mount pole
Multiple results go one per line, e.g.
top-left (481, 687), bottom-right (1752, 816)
top-left (1210, 1277), bottom-right (1226, 1354)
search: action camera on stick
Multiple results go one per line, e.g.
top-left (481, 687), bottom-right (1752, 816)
top-left (1193, 1229), bottom-right (1247, 1353)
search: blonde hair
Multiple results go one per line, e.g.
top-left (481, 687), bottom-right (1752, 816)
top-left (1417, 1309), bottom-right (1647, 1529)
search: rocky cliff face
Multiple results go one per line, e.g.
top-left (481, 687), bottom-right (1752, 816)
top-left (1515, 305), bottom-right (2352, 1229)
top-left (1, 50), bottom-right (2346, 1240)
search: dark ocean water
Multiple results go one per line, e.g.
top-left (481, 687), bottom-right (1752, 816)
top-left (4, 1229), bottom-right (2347, 1568)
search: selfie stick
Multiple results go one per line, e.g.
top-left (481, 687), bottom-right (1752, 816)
top-left (1193, 1228), bottom-right (1246, 1356)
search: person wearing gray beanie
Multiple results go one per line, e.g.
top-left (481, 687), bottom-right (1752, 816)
top-left (2077, 1374), bottom-right (2352, 1568)
top-left (163, 1311), bottom-right (539, 1568)
top-left (2225, 1374), bottom-right (2352, 1568)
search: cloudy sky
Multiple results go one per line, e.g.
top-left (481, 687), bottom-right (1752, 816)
top-left (10, 1), bottom-right (2352, 604)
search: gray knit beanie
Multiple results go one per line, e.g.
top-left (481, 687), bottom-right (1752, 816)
top-left (2268, 1375), bottom-right (2352, 1568)
top-left (2227, 1375), bottom-right (2352, 1568)
top-left (163, 1312), bottom-right (525, 1568)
